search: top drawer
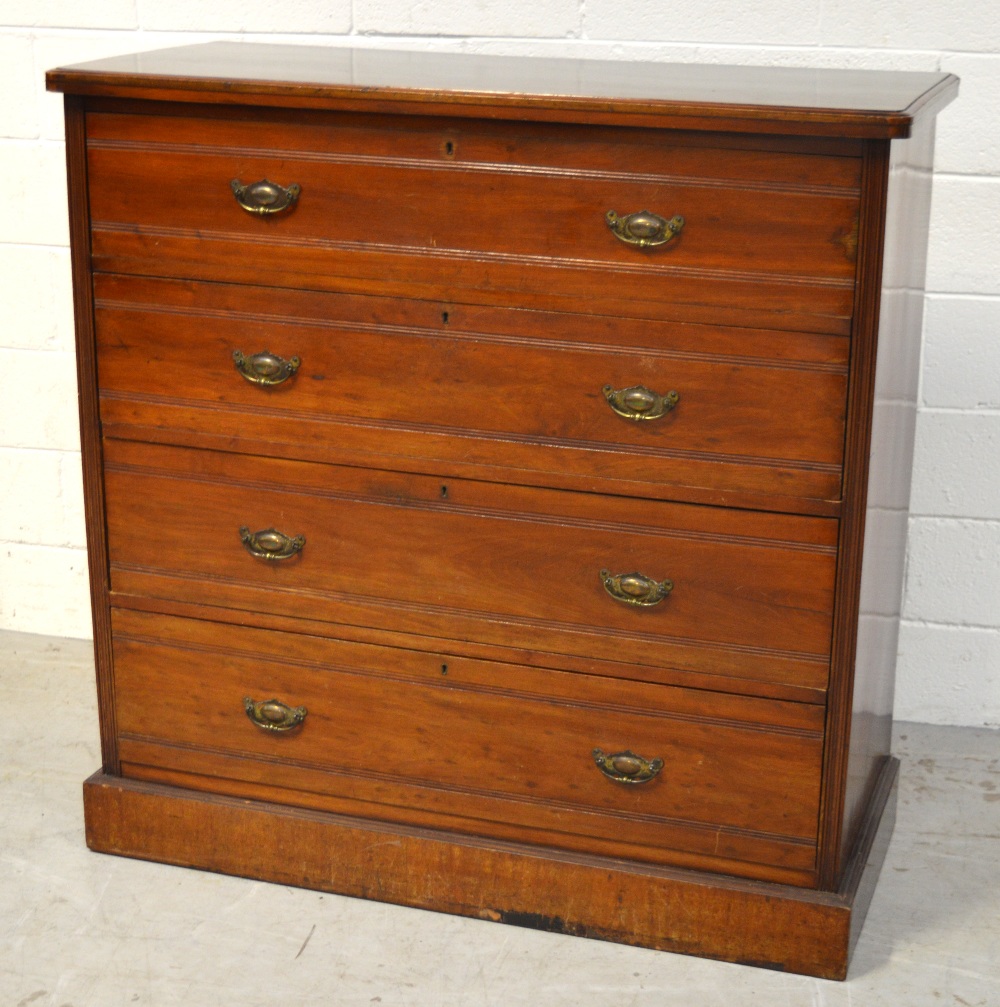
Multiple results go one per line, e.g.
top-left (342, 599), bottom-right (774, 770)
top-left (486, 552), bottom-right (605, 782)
top-left (85, 108), bottom-right (862, 333)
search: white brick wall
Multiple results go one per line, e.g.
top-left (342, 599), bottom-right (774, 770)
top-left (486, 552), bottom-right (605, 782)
top-left (136, 0), bottom-right (351, 34)
top-left (584, 3), bottom-right (823, 46)
top-left (1, 3), bottom-right (997, 728)
top-left (355, 0), bottom-right (581, 37)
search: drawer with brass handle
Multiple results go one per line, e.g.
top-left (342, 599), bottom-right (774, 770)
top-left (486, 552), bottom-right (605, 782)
top-left (103, 438), bottom-right (837, 695)
top-left (111, 609), bottom-right (825, 885)
top-left (85, 109), bottom-right (861, 330)
top-left (95, 275), bottom-right (848, 513)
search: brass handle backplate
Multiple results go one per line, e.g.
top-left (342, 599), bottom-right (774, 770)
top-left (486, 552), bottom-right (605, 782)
top-left (233, 349), bottom-right (301, 386)
top-left (601, 569), bottom-right (673, 607)
top-left (603, 384), bottom-right (679, 421)
top-left (239, 526), bottom-right (305, 561)
top-left (244, 696), bottom-right (307, 732)
top-left (592, 748), bottom-right (664, 784)
top-left (606, 210), bottom-right (684, 248)
top-left (231, 178), bottom-right (301, 216)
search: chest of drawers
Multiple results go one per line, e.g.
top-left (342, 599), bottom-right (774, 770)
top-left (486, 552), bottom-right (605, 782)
top-left (48, 44), bottom-right (957, 979)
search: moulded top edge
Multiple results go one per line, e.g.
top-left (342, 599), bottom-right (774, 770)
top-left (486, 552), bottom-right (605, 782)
top-left (45, 41), bottom-right (959, 138)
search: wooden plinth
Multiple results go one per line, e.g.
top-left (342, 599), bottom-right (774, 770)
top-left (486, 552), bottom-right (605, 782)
top-left (83, 757), bottom-right (897, 980)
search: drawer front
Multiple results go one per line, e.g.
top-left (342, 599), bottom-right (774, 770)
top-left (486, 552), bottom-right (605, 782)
top-left (86, 110), bottom-right (860, 332)
top-left (96, 276), bottom-right (847, 509)
top-left (112, 609), bottom-right (823, 883)
top-left (104, 439), bottom-right (836, 693)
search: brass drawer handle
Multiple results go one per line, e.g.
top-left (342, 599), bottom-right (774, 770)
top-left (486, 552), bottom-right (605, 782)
top-left (606, 210), bottom-right (684, 248)
top-left (233, 349), bottom-right (301, 386)
top-left (244, 696), bottom-right (307, 732)
top-left (601, 569), bottom-right (673, 607)
top-left (239, 526), bottom-right (305, 561)
top-left (603, 384), bottom-right (679, 421)
top-left (593, 748), bottom-right (663, 784)
top-left (231, 178), bottom-right (301, 216)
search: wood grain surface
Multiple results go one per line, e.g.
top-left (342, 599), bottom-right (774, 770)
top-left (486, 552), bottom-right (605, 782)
top-left (84, 107), bottom-right (862, 331)
top-left (111, 609), bottom-right (823, 882)
top-left (94, 274), bottom-right (848, 509)
top-left (81, 757), bottom-right (899, 980)
top-left (48, 42), bottom-right (957, 138)
top-left (103, 438), bottom-right (837, 691)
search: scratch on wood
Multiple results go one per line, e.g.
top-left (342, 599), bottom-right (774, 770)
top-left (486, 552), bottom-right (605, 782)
top-left (295, 923), bottom-right (316, 960)
top-left (365, 839), bottom-right (403, 853)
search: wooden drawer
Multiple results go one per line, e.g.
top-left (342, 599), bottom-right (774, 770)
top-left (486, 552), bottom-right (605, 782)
top-left (95, 276), bottom-right (848, 510)
top-left (104, 439), bottom-right (836, 694)
top-left (112, 609), bottom-right (823, 884)
top-left (85, 108), bottom-right (860, 332)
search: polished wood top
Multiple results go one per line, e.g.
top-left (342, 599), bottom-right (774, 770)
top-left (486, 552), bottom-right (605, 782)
top-left (47, 42), bottom-right (957, 137)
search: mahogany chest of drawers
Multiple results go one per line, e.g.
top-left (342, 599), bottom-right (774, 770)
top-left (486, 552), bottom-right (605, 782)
top-left (47, 44), bottom-right (957, 979)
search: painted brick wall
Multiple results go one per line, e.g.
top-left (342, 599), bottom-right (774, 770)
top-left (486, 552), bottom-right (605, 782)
top-left (1, 3), bottom-right (996, 727)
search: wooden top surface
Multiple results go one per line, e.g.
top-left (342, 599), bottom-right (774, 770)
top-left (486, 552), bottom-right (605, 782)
top-left (46, 41), bottom-right (958, 137)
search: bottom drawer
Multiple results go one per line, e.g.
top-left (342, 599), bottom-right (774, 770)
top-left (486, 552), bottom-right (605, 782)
top-left (111, 609), bottom-right (824, 886)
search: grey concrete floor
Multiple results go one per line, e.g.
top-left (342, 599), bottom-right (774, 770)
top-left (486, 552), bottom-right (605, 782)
top-left (1, 629), bottom-right (997, 1006)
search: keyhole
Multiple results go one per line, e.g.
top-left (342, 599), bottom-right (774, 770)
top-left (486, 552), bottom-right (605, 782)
top-left (440, 485), bottom-right (448, 499)
top-left (441, 664), bottom-right (449, 675)
top-left (441, 311), bottom-right (450, 324)
top-left (442, 139), bottom-right (455, 157)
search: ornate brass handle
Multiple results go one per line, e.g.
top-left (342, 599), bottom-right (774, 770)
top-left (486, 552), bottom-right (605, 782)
top-left (592, 748), bottom-right (664, 784)
top-left (244, 696), bottom-right (307, 732)
top-left (239, 526), bottom-right (305, 561)
top-left (600, 569), bottom-right (673, 607)
top-left (230, 178), bottom-right (301, 216)
top-left (603, 384), bottom-right (679, 421)
top-left (233, 349), bottom-right (301, 386)
top-left (606, 210), bottom-right (684, 248)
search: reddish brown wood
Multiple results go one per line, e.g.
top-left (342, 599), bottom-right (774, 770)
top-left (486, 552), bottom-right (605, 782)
top-left (817, 139), bottom-right (893, 887)
top-left (47, 42), bottom-right (957, 139)
top-left (110, 609), bottom-right (823, 881)
top-left (85, 109), bottom-right (860, 278)
top-left (89, 225), bottom-right (857, 336)
top-left (102, 438), bottom-right (838, 691)
top-left (108, 591), bottom-right (830, 705)
top-left (120, 757), bottom-right (819, 888)
top-left (62, 95), bottom-right (120, 775)
top-left (81, 756), bottom-right (898, 981)
top-left (826, 119), bottom-right (940, 882)
top-left (94, 274), bottom-right (848, 508)
top-left (844, 755), bottom-right (899, 957)
top-left (81, 105), bottom-right (861, 334)
top-left (99, 420), bottom-right (847, 518)
top-left (51, 44), bottom-right (957, 978)
top-left (85, 106), bottom-right (866, 185)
